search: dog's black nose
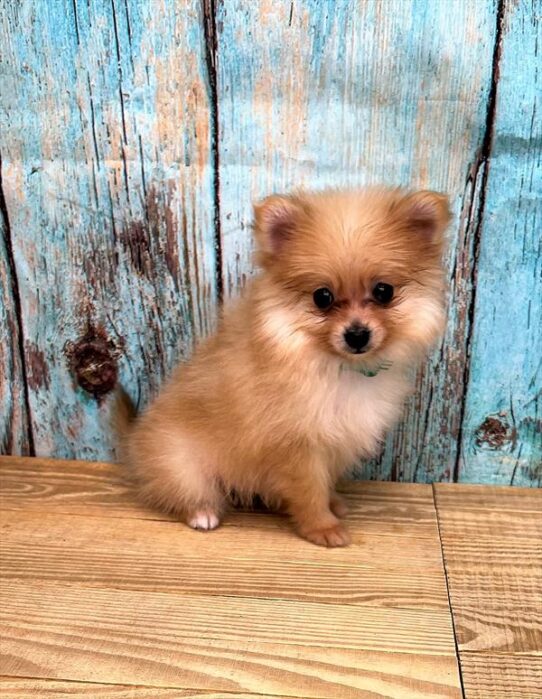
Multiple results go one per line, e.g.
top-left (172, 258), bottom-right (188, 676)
top-left (343, 325), bottom-right (371, 353)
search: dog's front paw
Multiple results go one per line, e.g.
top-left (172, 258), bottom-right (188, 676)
top-left (299, 522), bottom-right (351, 548)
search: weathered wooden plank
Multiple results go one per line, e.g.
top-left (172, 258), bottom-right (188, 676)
top-left (216, 0), bottom-right (498, 482)
top-left (0, 167), bottom-right (32, 455)
top-left (2, 1), bottom-right (538, 486)
top-left (0, 456), bottom-right (451, 612)
top-left (458, 0), bottom-right (542, 486)
top-left (0, 456), bottom-right (438, 535)
top-left (0, 1), bottom-right (218, 460)
top-left (459, 652), bottom-right (542, 699)
top-left (0, 679), bottom-right (288, 699)
top-left (434, 484), bottom-right (542, 690)
top-left (0, 579), bottom-right (461, 697)
top-left (0, 457), bottom-right (447, 568)
top-left (0, 509), bottom-right (450, 609)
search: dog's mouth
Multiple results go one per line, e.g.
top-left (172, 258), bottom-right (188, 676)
top-left (342, 345), bottom-right (371, 356)
top-left (331, 349), bottom-right (384, 372)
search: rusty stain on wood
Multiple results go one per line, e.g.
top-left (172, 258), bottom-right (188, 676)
top-left (64, 325), bottom-right (122, 400)
top-left (475, 415), bottom-right (515, 450)
top-left (24, 343), bottom-right (50, 393)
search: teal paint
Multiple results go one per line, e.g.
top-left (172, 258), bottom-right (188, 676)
top-left (0, 0), bottom-right (540, 485)
top-left (459, 0), bottom-right (541, 486)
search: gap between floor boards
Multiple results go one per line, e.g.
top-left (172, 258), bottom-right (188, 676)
top-left (432, 483), bottom-right (467, 699)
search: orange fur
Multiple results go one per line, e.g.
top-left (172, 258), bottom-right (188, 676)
top-left (118, 187), bottom-right (450, 546)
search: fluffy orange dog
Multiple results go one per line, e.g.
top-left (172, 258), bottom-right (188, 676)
top-left (118, 187), bottom-right (450, 547)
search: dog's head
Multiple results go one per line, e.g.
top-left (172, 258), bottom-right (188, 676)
top-left (253, 187), bottom-right (450, 368)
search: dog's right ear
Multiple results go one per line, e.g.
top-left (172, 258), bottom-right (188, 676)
top-left (253, 195), bottom-right (304, 264)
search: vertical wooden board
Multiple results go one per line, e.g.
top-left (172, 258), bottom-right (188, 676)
top-left (216, 0), bottom-right (497, 481)
top-left (0, 1), bottom-right (217, 459)
top-left (0, 187), bottom-right (31, 455)
top-left (459, 0), bottom-right (542, 486)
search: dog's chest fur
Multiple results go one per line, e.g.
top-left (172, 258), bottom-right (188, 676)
top-left (306, 365), bottom-right (410, 462)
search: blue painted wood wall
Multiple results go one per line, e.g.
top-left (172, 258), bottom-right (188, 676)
top-left (1, 0), bottom-right (540, 485)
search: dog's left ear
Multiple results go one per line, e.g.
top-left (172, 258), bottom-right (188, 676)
top-left (253, 195), bottom-right (305, 264)
top-left (396, 190), bottom-right (451, 242)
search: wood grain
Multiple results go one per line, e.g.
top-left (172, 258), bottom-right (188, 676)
top-left (0, 505), bottom-right (444, 567)
top-left (215, 0), bottom-right (498, 482)
top-left (434, 483), bottom-right (542, 697)
top-left (457, 0), bottom-right (542, 487)
top-left (0, 217), bottom-right (29, 455)
top-left (459, 653), bottom-right (542, 699)
top-left (0, 578), bottom-right (457, 655)
top-left (0, 680), bottom-right (289, 699)
top-left (0, 0), bottom-right (218, 460)
top-left (0, 455), bottom-right (136, 518)
top-left (434, 482), bottom-right (542, 512)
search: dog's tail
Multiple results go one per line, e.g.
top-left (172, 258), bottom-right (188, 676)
top-left (112, 386), bottom-right (138, 461)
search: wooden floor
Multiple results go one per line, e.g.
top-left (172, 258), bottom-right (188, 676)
top-left (0, 457), bottom-right (540, 698)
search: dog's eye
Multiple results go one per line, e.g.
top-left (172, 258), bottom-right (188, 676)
top-left (313, 287), bottom-right (334, 309)
top-left (372, 283), bottom-right (394, 304)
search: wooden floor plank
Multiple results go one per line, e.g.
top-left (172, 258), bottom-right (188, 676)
top-left (435, 566), bottom-right (541, 611)
top-left (434, 483), bottom-right (542, 696)
top-left (434, 484), bottom-right (542, 513)
top-left (0, 580), bottom-right (461, 698)
top-left (0, 456), bottom-right (437, 533)
top-left (459, 653), bottom-right (542, 699)
top-left (0, 456), bottom-right (136, 518)
top-left (0, 510), bottom-right (449, 610)
top-left (0, 580), bottom-right (457, 655)
top-left (451, 606), bottom-right (542, 654)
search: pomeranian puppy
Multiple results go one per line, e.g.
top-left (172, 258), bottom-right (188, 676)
top-left (117, 187), bottom-right (450, 547)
